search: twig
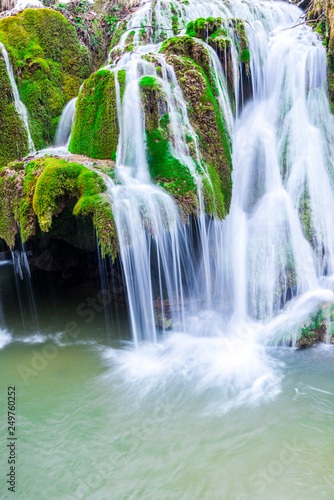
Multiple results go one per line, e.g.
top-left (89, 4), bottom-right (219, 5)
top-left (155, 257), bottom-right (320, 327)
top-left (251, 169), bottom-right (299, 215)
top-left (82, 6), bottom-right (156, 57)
top-left (282, 12), bottom-right (325, 30)
top-left (121, 25), bottom-right (180, 33)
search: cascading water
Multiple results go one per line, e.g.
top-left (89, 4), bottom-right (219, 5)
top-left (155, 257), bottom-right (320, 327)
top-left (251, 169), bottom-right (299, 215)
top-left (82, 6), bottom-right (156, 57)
top-left (0, 42), bottom-right (34, 151)
top-left (55, 97), bottom-right (77, 147)
top-left (3, 5), bottom-right (334, 496)
top-left (226, 6), bottom-right (334, 340)
top-left (100, 0), bottom-right (334, 347)
top-left (103, 54), bottom-right (197, 344)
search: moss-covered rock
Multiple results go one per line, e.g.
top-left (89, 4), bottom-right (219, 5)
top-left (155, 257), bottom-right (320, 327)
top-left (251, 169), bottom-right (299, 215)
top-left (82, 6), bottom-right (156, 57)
top-left (296, 304), bottom-right (332, 348)
top-left (69, 69), bottom-right (119, 159)
top-left (0, 157), bottom-right (118, 257)
top-left (0, 161), bottom-right (25, 247)
top-left (185, 17), bottom-right (250, 95)
top-left (161, 36), bottom-right (213, 89)
top-left (0, 8), bottom-right (91, 150)
top-left (139, 75), bottom-right (199, 219)
top-left (0, 55), bottom-right (29, 167)
top-left (161, 47), bottom-right (233, 215)
top-left (186, 17), bottom-right (248, 59)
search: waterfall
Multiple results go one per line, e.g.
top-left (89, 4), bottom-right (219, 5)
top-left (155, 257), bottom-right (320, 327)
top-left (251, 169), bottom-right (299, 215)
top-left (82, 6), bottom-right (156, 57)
top-left (55, 97), bottom-right (77, 147)
top-left (92, 0), bottom-right (334, 345)
top-left (0, 42), bottom-right (34, 152)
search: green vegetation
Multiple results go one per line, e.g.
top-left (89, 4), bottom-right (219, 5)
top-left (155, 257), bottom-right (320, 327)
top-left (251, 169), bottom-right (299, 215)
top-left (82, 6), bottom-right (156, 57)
top-left (140, 76), bottom-right (198, 218)
top-left (0, 162), bottom-right (25, 247)
top-left (108, 20), bottom-right (128, 63)
top-left (0, 8), bottom-right (91, 150)
top-left (161, 36), bottom-right (212, 83)
top-left (328, 17), bottom-right (334, 112)
top-left (0, 158), bottom-right (118, 257)
top-left (170, 3), bottom-right (179, 35)
top-left (185, 17), bottom-right (250, 78)
top-left (161, 49), bottom-right (233, 216)
top-left (296, 304), bottom-right (334, 347)
top-left (0, 57), bottom-right (29, 167)
top-left (146, 129), bottom-right (199, 219)
top-left (161, 35), bottom-right (232, 128)
top-left (139, 75), bottom-right (160, 88)
top-left (69, 69), bottom-right (119, 159)
top-left (56, 0), bottom-right (129, 68)
top-left (117, 68), bottom-right (126, 101)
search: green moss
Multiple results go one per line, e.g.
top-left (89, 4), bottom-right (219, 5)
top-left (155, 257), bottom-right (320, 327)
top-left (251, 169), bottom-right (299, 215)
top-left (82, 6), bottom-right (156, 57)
top-left (161, 36), bottom-right (210, 73)
top-left (161, 36), bottom-right (216, 94)
top-left (201, 165), bottom-right (225, 218)
top-left (241, 48), bottom-right (250, 63)
top-left (139, 74), bottom-right (198, 217)
top-left (185, 17), bottom-right (250, 79)
top-left (210, 28), bottom-right (228, 40)
top-left (162, 51), bottom-right (233, 216)
top-left (185, 21), bottom-right (196, 38)
top-left (146, 129), bottom-right (198, 219)
top-left (108, 20), bottom-right (127, 63)
top-left (19, 159), bottom-right (43, 242)
top-left (139, 76), bottom-right (163, 133)
top-left (16, 157), bottom-right (118, 257)
top-left (139, 75), bottom-right (160, 88)
top-left (296, 306), bottom-right (329, 347)
top-left (69, 69), bottom-right (119, 159)
top-left (0, 56), bottom-right (29, 167)
top-left (0, 9), bottom-right (91, 150)
top-left (0, 162), bottom-right (25, 247)
top-left (109, 20), bottom-right (127, 52)
top-left (328, 12), bottom-right (334, 113)
top-left (171, 14), bottom-right (178, 36)
top-left (117, 69), bottom-right (126, 101)
top-left (186, 17), bottom-right (221, 39)
top-left (125, 30), bottom-right (135, 45)
top-left (73, 193), bottom-right (118, 258)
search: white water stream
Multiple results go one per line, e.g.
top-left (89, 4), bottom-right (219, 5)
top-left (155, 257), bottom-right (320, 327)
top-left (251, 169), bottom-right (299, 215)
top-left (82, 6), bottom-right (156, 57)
top-left (55, 97), bottom-right (77, 147)
top-left (0, 42), bottom-right (34, 151)
top-left (2, 5), bottom-right (334, 495)
top-left (99, 0), bottom-right (334, 348)
top-left (2, 0), bottom-right (334, 397)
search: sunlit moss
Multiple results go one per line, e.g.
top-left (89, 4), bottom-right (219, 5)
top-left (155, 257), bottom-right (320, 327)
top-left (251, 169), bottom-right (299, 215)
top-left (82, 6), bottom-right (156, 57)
top-left (0, 9), bottom-right (91, 150)
top-left (69, 70), bottom-right (119, 159)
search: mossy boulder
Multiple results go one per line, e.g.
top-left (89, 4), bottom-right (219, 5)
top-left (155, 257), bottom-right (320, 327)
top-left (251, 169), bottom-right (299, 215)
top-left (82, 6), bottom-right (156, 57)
top-left (186, 17), bottom-right (249, 63)
top-left (69, 69), bottom-right (119, 159)
top-left (0, 8), bottom-right (91, 150)
top-left (186, 17), bottom-right (250, 95)
top-left (161, 35), bottom-right (214, 88)
top-left (161, 45), bottom-right (233, 216)
top-left (0, 161), bottom-right (25, 247)
top-left (0, 56), bottom-right (29, 167)
top-left (139, 76), bottom-right (199, 219)
top-left (0, 157), bottom-right (118, 257)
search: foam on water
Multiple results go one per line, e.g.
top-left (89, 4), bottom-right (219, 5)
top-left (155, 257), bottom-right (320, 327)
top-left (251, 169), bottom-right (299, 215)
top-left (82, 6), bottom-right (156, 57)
top-left (4, 0), bottom-right (333, 412)
top-left (0, 329), bottom-right (12, 350)
top-left (101, 329), bottom-right (283, 413)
